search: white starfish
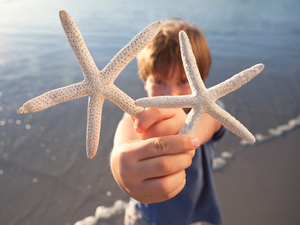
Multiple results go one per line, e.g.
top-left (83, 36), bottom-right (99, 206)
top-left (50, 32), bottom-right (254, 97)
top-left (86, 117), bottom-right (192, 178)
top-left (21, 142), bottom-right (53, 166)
top-left (19, 10), bottom-right (162, 159)
top-left (135, 31), bottom-right (264, 143)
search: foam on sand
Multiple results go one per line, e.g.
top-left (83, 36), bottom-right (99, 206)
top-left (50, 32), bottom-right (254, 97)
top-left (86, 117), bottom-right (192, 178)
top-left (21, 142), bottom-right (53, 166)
top-left (213, 114), bottom-right (300, 171)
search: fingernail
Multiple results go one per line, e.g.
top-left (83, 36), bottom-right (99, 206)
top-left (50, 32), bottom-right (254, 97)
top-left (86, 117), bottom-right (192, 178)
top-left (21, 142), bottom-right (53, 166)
top-left (192, 137), bottom-right (200, 148)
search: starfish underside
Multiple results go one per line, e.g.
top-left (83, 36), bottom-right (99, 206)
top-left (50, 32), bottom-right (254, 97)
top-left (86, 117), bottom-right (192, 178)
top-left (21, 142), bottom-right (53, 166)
top-left (20, 10), bottom-right (162, 159)
top-left (135, 31), bottom-right (265, 143)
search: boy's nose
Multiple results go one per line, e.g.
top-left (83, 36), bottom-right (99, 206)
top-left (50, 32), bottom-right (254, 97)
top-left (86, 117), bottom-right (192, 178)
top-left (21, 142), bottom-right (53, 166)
top-left (164, 86), bottom-right (179, 96)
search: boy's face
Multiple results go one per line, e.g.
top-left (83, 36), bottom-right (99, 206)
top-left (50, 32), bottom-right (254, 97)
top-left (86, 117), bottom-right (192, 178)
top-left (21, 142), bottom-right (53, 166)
top-left (144, 62), bottom-right (192, 98)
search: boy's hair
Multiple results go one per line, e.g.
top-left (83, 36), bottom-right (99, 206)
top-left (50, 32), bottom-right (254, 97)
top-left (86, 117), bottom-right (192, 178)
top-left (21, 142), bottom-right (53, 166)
top-left (137, 18), bottom-right (212, 82)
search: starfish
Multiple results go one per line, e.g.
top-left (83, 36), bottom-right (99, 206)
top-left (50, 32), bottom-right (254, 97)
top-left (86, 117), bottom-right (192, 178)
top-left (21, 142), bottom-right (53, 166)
top-left (135, 31), bottom-right (264, 143)
top-left (19, 10), bottom-right (162, 159)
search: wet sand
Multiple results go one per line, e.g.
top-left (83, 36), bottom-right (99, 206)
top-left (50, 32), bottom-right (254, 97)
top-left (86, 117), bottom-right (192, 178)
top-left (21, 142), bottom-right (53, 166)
top-left (214, 125), bottom-right (300, 225)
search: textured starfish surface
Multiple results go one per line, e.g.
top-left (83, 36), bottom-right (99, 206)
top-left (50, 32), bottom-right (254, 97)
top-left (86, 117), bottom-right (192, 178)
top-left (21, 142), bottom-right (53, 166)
top-left (19, 10), bottom-right (162, 158)
top-left (136, 31), bottom-right (264, 143)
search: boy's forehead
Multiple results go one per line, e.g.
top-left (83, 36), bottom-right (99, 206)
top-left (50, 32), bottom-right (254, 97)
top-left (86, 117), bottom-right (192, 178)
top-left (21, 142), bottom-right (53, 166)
top-left (153, 62), bottom-right (186, 80)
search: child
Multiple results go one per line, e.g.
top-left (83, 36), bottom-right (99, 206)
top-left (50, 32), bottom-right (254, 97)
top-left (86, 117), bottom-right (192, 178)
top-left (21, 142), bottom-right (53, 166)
top-left (110, 18), bottom-right (225, 225)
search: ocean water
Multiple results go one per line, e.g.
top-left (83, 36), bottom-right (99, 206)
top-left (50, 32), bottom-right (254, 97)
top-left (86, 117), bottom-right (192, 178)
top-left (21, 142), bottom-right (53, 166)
top-left (0, 0), bottom-right (299, 224)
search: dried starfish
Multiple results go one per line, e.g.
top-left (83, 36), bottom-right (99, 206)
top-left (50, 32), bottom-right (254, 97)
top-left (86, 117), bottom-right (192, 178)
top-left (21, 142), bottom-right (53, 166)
top-left (135, 31), bottom-right (264, 143)
top-left (19, 10), bottom-right (162, 158)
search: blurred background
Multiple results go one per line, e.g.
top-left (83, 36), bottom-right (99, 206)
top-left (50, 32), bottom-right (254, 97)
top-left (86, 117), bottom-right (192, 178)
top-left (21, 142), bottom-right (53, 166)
top-left (0, 0), bottom-right (299, 224)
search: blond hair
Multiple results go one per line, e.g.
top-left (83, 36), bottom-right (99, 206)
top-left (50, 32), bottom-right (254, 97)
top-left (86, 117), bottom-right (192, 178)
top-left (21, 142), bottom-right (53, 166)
top-left (137, 18), bottom-right (211, 82)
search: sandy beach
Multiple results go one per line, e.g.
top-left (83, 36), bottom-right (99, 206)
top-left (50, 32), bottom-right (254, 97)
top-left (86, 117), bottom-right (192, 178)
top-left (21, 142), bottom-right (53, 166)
top-left (214, 128), bottom-right (300, 225)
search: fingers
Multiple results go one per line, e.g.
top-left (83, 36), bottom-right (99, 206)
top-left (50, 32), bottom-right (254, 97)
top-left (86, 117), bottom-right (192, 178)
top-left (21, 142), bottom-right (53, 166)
top-left (134, 108), bottom-right (186, 139)
top-left (117, 135), bottom-right (198, 187)
top-left (134, 108), bottom-right (172, 133)
top-left (131, 135), bottom-right (199, 161)
top-left (137, 150), bottom-right (193, 179)
top-left (136, 170), bottom-right (187, 204)
top-left (111, 108), bottom-right (200, 203)
top-left (112, 134), bottom-right (199, 204)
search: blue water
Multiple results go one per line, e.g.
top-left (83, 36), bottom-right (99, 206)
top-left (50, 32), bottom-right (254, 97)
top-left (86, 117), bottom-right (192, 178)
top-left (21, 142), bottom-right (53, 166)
top-left (0, 0), bottom-right (299, 224)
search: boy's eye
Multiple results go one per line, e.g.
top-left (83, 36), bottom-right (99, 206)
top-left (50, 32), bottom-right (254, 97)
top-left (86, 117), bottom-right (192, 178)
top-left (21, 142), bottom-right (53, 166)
top-left (154, 79), bottom-right (164, 84)
top-left (180, 79), bottom-right (189, 85)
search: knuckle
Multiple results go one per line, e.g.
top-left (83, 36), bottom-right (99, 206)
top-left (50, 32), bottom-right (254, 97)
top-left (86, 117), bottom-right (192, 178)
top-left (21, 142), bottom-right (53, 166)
top-left (118, 150), bottom-right (134, 181)
top-left (153, 137), bottom-right (167, 155)
top-left (119, 154), bottom-right (129, 177)
top-left (119, 150), bottom-right (129, 164)
top-left (156, 159), bottom-right (171, 173)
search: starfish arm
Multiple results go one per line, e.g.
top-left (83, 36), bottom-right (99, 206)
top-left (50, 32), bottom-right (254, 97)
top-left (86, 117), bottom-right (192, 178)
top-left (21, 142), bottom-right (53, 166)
top-left (208, 63), bottom-right (264, 100)
top-left (86, 95), bottom-right (104, 159)
top-left (179, 106), bottom-right (204, 135)
top-left (209, 103), bottom-right (256, 143)
top-left (101, 21), bottom-right (162, 83)
top-left (19, 81), bottom-right (88, 113)
top-left (135, 95), bottom-right (195, 109)
top-left (179, 31), bottom-right (206, 94)
top-left (59, 10), bottom-right (99, 79)
top-left (106, 85), bottom-right (143, 118)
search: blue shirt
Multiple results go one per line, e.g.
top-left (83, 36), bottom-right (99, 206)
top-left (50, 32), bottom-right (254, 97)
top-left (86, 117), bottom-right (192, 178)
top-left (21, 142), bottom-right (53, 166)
top-left (129, 116), bottom-right (225, 225)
